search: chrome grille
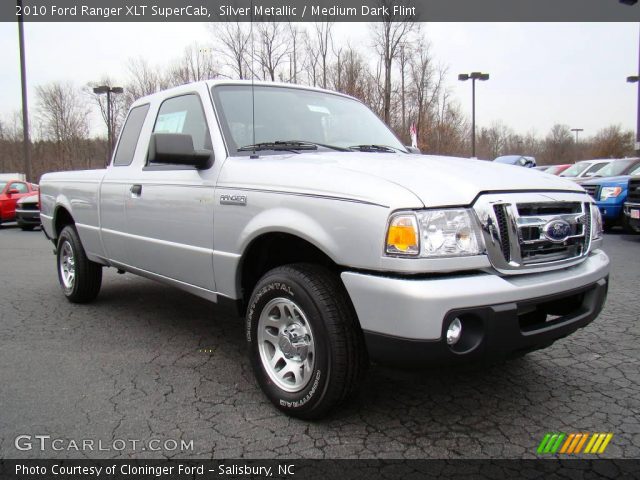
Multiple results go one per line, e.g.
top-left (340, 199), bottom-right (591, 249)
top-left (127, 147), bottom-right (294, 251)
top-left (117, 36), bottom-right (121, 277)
top-left (583, 184), bottom-right (599, 200)
top-left (628, 178), bottom-right (640, 204)
top-left (474, 192), bottom-right (592, 274)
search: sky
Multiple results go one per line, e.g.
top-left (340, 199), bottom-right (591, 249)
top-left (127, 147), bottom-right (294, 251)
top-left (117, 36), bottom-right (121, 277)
top-left (0, 22), bottom-right (638, 139)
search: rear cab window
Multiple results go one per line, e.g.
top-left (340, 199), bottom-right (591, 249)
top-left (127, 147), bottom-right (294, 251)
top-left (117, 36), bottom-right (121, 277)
top-left (113, 104), bottom-right (150, 167)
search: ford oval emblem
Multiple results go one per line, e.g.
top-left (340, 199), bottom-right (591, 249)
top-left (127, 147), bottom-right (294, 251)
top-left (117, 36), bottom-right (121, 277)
top-left (544, 219), bottom-right (572, 243)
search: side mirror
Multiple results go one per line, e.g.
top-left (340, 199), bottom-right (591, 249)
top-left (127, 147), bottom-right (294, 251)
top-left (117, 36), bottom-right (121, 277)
top-left (405, 146), bottom-right (421, 154)
top-left (7, 189), bottom-right (20, 196)
top-left (148, 133), bottom-right (212, 169)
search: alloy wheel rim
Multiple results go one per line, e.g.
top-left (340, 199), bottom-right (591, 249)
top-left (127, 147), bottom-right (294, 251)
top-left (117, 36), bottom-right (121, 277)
top-left (59, 241), bottom-right (75, 290)
top-left (257, 297), bottom-right (315, 393)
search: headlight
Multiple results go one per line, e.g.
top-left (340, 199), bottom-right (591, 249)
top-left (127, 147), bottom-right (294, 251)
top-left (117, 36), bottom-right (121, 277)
top-left (600, 186), bottom-right (622, 200)
top-left (385, 214), bottom-right (419, 255)
top-left (386, 209), bottom-right (484, 258)
top-left (591, 203), bottom-right (603, 241)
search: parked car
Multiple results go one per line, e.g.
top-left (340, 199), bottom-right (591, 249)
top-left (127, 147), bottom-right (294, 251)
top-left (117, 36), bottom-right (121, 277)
top-left (581, 159), bottom-right (640, 231)
top-left (623, 176), bottom-right (640, 233)
top-left (494, 155), bottom-right (536, 167)
top-left (0, 179), bottom-right (38, 226)
top-left (39, 80), bottom-right (609, 419)
top-left (533, 165), bottom-right (550, 172)
top-left (543, 164), bottom-right (571, 175)
top-left (560, 159), bottom-right (614, 184)
top-left (16, 192), bottom-right (40, 230)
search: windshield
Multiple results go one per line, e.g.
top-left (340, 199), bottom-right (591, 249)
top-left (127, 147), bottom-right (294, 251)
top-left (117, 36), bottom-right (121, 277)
top-left (593, 159), bottom-right (638, 177)
top-left (545, 165), bottom-right (565, 175)
top-left (560, 162), bottom-right (591, 177)
top-left (629, 164), bottom-right (640, 176)
top-left (212, 85), bottom-right (406, 154)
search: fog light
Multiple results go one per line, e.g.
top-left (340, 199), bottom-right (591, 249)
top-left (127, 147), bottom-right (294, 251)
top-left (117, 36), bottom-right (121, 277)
top-left (446, 318), bottom-right (462, 345)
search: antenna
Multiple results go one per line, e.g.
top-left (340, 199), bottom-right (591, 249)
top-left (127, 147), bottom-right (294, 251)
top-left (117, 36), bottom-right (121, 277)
top-left (250, 0), bottom-right (257, 158)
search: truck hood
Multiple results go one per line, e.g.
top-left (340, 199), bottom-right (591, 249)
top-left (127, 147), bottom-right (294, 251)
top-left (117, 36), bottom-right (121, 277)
top-left (582, 175), bottom-right (630, 186)
top-left (219, 152), bottom-right (585, 209)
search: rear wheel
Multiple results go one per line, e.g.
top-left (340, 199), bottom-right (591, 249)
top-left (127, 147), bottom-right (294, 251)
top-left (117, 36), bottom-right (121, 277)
top-left (20, 224), bottom-right (35, 231)
top-left (57, 225), bottom-right (102, 303)
top-left (246, 263), bottom-right (367, 419)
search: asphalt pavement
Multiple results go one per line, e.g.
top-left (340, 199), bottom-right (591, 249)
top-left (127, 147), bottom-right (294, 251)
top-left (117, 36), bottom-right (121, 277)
top-left (0, 224), bottom-right (639, 459)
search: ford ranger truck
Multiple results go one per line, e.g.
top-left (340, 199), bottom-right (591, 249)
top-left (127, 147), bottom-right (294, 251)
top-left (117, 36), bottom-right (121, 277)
top-left (39, 81), bottom-right (610, 419)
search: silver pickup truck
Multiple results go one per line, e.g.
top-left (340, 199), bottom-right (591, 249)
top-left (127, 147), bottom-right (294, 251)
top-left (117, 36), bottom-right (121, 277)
top-left (40, 80), bottom-right (610, 419)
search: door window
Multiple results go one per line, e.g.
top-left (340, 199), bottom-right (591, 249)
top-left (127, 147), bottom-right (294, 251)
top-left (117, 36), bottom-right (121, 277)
top-left (9, 182), bottom-right (28, 193)
top-left (153, 94), bottom-right (211, 151)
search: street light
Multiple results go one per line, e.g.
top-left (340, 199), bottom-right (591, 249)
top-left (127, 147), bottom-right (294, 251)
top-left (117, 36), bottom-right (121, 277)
top-left (458, 72), bottom-right (490, 158)
top-left (93, 85), bottom-right (124, 163)
top-left (628, 76), bottom-right (640, 154)
top-left (571, 128), bottom-right (584, 143)
top-left (571, 128), bottom-right (584, 162)
top-left (17, 0), bottom-right (31, 182)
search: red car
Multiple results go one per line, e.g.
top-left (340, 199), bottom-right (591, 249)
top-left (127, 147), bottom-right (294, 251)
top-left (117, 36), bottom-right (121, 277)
top-left (544, 164), bottom-right (571, 175)
top-left (0, 179), bottom-right (38, 226)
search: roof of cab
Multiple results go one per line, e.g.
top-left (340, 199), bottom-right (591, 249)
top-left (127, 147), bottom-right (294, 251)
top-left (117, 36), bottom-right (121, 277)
top-left (130, 79), bottom-right (358, 109)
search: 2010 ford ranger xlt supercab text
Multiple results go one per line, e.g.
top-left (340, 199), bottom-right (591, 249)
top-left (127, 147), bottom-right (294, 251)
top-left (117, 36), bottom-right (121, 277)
top-left (40, 81), bottom-right (610, 419)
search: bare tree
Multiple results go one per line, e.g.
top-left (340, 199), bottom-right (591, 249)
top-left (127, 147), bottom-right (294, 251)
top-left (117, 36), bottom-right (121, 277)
top-left (314, 22), bottom-right (334, 88)
top-left (124, 57), bottom-right (168, 107)
top-left (408, 40), bottom-right (443, 147)
top-left (543, 124), bottom-right (574, 164)
top-left (167, 43), bottom-right (220, 86)
top-left (254, 22), bottom-right (290, 81)
top-left (35, 82), bottom-right (90, 169)
top-left (86, 76), bottom-right (128, 154)
top-left (213, 22), bottom-right (252, 79)
top-left (371, 0), bottom-right (417, 124)
top-left (287, 22), bottom-right (302, 83)
top-left (302, 29), bottom-right (321, 86)
top-left (586, 125), bottom-right (634, 159)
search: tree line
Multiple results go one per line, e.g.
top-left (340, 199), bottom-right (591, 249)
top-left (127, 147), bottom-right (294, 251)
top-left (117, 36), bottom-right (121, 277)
top-left (0, 19), bottom-right (635, 182)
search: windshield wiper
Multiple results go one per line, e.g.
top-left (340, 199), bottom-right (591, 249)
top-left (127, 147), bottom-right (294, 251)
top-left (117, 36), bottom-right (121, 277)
top-left (238, 141), bottom-right (318, 153)
top-left (348, 144), bottom-right (403, 153)
top-left (238, 140), bottom-right (351, 153)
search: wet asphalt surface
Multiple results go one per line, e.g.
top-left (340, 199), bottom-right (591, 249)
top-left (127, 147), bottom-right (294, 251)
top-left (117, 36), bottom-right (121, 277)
top-left (0, 224), bottom-right (638, 460)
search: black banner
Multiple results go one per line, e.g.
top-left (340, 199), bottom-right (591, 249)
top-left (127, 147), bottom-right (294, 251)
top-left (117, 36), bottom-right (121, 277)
top-left (2, 0), bottom-right (640, 22)
top-left (1, 459), bottom-right (640, 480)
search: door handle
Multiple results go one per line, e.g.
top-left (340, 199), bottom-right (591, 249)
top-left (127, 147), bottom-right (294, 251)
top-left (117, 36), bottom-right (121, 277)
top-left (130, 184), bottom-right (142, 197)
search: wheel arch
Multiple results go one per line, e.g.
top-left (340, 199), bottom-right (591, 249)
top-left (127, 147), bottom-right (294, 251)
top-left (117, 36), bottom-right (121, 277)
top-left (236, 231), bottom-right (341, 315)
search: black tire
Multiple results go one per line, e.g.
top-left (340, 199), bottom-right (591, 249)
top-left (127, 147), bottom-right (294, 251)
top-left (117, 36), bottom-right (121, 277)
top-left (57, 225), bottom-right (102, 303)
top-left (246, 263), bottom-right (367, 419)
top-left (20, 224), bottom-right (35, 231)
top-left (622, 215), bottom-right (639, 234)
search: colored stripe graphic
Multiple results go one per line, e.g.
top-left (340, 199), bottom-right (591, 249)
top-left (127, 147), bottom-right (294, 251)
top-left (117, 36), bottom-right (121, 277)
top-left (539, 433), bottom-right (613, 455)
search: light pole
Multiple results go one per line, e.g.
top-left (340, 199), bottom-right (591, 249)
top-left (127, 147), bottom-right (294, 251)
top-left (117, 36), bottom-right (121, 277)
top-left (17, 0), bottom-right (31, 182)
top-left (93, 85), bottom-right (124, 163)
top-left (621, 0), bottom-right (640, 154)
top-left (628, 73), bottom-right (640, 154)
top-left (571, 128), bottom-right (584, 162)
top-left (458, 72), bottom-right (489, 158)
top-left (571, 128), bottom-right (584, 144)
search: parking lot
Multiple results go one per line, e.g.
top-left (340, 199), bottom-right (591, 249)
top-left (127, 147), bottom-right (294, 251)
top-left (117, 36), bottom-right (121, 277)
top-left (0, 224), bottom-right (639, 459)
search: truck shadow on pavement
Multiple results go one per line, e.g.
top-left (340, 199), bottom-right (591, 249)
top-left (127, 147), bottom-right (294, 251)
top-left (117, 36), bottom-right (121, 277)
top-left (89, 272), bottom-right (592, 435)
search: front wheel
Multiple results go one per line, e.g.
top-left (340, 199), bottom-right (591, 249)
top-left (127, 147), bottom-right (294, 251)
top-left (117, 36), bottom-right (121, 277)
top-left (57, 225), bottom-right (102, 303)
top-left (246, 264), bottom-right (367, 419)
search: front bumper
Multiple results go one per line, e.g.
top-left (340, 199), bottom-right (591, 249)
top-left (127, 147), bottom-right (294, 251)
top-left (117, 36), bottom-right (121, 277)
top-left (341, 250), bottom-right (610, 365)
top-left (623, 202), bottom-right (640, 230)
top-left (15, 209), bottom-right (40, 226)
top-left (596, 201), bottom-right (623, 221)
